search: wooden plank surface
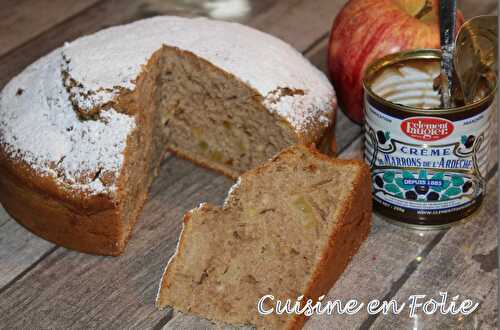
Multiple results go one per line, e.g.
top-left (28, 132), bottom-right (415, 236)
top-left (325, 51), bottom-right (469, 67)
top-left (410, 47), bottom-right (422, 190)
top-left (304, 215), bottom-right (445, 328)
top-left (0, 221), bottom-right (54, 289)
top-left (0, 206), bottom-right (10, 228)
top-left (0, 0), bottom-right (100, 57)
top-left (165, 312), bottom-right (254, 330)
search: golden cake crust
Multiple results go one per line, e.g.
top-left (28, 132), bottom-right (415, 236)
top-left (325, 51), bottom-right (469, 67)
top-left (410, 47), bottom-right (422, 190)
top-left (0, 150), bottom-right (124, 255)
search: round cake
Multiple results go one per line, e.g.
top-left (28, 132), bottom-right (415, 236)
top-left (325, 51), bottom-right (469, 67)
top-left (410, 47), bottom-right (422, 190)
top-left (0, 16), bottom-right (336, 255)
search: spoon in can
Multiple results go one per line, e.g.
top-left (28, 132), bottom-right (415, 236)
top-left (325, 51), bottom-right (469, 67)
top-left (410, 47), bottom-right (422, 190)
top-left (439, 0), bottom-right (457, 108)
top-left (453, 15), bottom-right (498, 104)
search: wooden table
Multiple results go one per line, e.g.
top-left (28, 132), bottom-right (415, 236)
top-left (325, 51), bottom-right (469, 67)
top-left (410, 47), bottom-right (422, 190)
top-left (0, 1), bottom-right (497, 329)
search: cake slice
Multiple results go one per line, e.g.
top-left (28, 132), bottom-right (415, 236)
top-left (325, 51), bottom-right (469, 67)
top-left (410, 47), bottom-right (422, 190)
top-left (156, 145), bottom-right (372, 329)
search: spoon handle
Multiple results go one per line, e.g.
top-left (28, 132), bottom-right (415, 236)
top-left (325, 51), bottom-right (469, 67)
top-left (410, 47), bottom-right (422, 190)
top-left (439, 0), bottom-right (457, 108)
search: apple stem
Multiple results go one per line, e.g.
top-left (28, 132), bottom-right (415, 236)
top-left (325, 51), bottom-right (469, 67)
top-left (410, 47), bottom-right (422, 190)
top-left (415, 0), bottom-right (433, 19)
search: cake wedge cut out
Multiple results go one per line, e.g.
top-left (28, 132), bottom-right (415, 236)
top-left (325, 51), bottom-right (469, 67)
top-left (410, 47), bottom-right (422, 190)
top-left (156, 144), bottom-right (372, 329)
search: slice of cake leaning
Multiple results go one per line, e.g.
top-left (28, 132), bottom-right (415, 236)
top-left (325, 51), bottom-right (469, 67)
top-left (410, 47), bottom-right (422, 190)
top-left (0, 16), bottom-right (335, 255)
top-left (156, 144), bottom-right (372, 329)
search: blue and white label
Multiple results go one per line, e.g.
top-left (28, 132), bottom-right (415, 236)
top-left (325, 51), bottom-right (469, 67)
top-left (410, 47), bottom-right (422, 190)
top-left (364, 99), bottom-right (492, 217)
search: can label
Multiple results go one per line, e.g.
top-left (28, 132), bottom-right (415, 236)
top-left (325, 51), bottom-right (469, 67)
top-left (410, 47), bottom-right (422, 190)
top-left (364, 99), bottom-right (492, 223)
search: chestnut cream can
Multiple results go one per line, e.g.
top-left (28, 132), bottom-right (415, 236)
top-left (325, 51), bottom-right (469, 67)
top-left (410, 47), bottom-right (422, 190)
top-left (362, 50), bottom-right (496, 229)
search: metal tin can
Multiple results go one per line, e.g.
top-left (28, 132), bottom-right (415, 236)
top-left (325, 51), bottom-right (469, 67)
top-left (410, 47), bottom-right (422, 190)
top-left (363, 49), bottom-right (496, 229)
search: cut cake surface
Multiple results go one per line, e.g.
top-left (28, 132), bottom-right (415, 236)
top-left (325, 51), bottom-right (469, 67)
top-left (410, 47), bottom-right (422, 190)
top-left (157, 145), bottom-right (372, 329)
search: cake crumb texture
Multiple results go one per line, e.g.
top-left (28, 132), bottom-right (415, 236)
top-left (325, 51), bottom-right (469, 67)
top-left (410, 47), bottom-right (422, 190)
top-left (157, 145), bottom-right (372, 329)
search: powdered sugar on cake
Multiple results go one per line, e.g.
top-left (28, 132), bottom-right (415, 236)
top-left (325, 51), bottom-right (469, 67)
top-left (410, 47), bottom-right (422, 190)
top-left (61, 16), bottom-right (334, 133)
top-left (223, 177), bottom-right (242, 207)
top-left (0, 49), bottom-right (135, 195)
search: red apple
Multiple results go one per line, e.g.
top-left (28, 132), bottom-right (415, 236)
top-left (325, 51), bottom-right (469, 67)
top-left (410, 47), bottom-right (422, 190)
top-left (328, 0), bottom-right (464, 124)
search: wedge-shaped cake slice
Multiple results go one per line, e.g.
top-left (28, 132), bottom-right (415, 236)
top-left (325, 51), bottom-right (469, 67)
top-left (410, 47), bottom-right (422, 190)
top-left (156, 145), bottom-right (371, 329)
